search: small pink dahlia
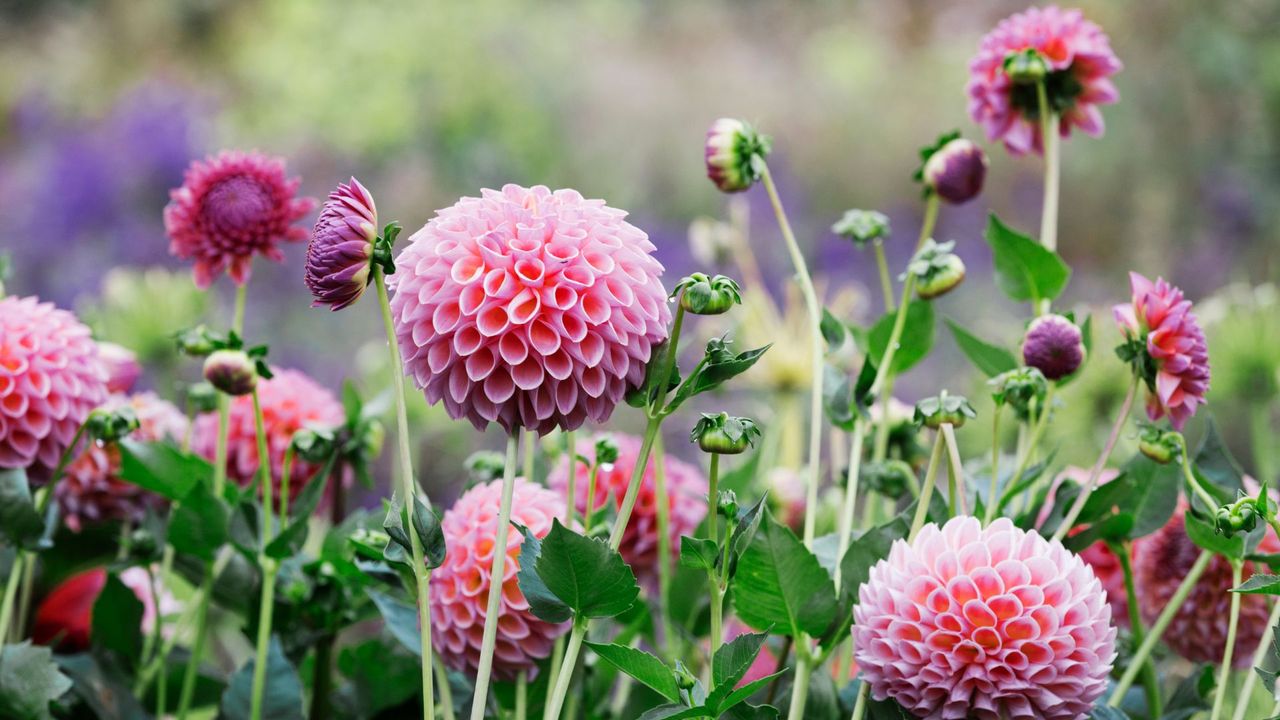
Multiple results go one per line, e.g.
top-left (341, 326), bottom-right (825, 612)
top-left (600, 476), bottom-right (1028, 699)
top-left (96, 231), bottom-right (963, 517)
top-left (306, 177), bottom-right (378, 311)
top-left (967, 6), bottom-right (1122, 155)
top-left (57, 392), bottom-right (188, 532)
top-left (389, 184), bottom-right (671, 435)
top-left (431, 477), bottom-right (568, 679)
top-left (0, 296), bottom-right (109, 482)
top-left (97, 342), bottom-right (142, 394)
top-left (547, 433), bottom-right (706, 586)
top-left (1113, 272), bottom-right (1210, 430)
top-left (192, 368), bottom-right (344, 503)
top-left (854, 517), bottom-right (1116, 720)
top-left (165, 150), bottom-right (316, 289)
top-left (1133, 502), bottom-right (1278, 667)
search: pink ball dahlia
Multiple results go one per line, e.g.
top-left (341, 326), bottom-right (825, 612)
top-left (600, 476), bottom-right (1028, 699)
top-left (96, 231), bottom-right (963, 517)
top-left (389, 184), bottom-right (671, 435)
top-left (547, 433), bottom-right (706, 585)
top-left (967, 6), bottom-right (1122, 155)
top-left (192, 368), bottom-right (344, 502)
top-left (854, 517), bottom-right (1116, 720)
top-left (57, 392), bottom-right (188, 532)
top-left (306, 177), bottom-right (379, 311)
top-left (1133, 502), bottom-right (1277, 667)
top-left (0, 296), bottom-right (109, 482)
top-left (165, 150), bottom-right (316, 289)
top-left (431, 477), bottom-right (567, 679)
top-left (1113, 272), bottom-right (1210, 430)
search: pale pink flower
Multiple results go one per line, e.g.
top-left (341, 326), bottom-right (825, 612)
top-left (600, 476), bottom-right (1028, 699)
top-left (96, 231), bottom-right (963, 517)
top-left (389, 184), bottom-right (670, 435)
top-left (546, 433), bottom-right (706, 586)
top-left (431, 477), bottom-right (568, 679)
top-left (854, 517), bottom-right (1116, 720)
top-left (968, 6), bottom-right (1122, 155)
top-left (56, 392), bottom-right (188, 532)
top-left (164, 150), bottom-right (316, 289)
top-left (97, 342), bottom-right (142, 394)
top-left (1113, 272), bottom-right (1210, 430)
top-left (0, 296), bottom-right (109, 482)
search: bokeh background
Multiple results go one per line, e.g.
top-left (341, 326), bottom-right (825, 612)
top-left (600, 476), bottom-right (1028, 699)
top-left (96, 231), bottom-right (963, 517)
top-left (2, 0), bottom-right (1277, 499)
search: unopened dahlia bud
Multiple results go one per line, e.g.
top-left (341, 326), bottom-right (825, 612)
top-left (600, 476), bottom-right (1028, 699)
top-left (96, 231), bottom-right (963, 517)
top-left (306, 177), bottom-right (384, 311)
top-left (675, 273), bottom-right (742, 316)
top-left (291, 427), bottom-right (336, 463)
top-left (988, 366), bottom-right (1048, 421)
top-left (1022, 314), bottom-right (1086, 380)
top-left (1003, 48), bottom-right (1048, 84)
top-left (905, 239), bottom-right (966, 300)
top-left (674, 661), bottom-right (698, 691)
top-left (691, 412), bottom-right (761, 455)
top-left (186, 381), bottom-right (219, 414)
top-left (1216, 502), bottom-right (1257, 537)
top-left (203, 349), bottom-right (258, 396)
top-left (84, 406), bottom-right (141, 444)
top-left (464, 451), bottom-right (507, 483)
top-left (705, 119), bottom-right (770, 193)
top-left (914, 391), bottom-right (976, 429)
top-left (832, 209), bottom-right (890, 247)
top-left (1137, 424), bottom-right (1181, 465)
top-left (594, 435), bottom-right (620, 466)
top-left (922, 137), bottom-right (988, 204)
top-left (859, 460), bottom-right (915, 500)
top-left (175, 325), bottom-right (222, 357)
top-left (717, 490), bottom-right (739, 521)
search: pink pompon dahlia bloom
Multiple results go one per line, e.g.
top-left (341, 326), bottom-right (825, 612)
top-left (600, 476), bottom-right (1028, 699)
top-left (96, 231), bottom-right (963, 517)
top-left (1134, 501), bottom-right (1278, 667)
top-left (0, 296), bottom-right (109, 483)
top-left (389, 184), bottom-right (671, 435)
top-left (431, 477), bottom-right (567, 679)
top-left (547, 433), bottom-right (706, 585)
top-left (968, 6), bottom-right (1122, 155)
top-left (192, 368), bottom-right (344, 502)
top-left (165, 150), bottom-right (316, 289)
top-left (854, 517), bottom-right (1116, 720)
top-left (306, 177), bottom-right (379, 311)
top-left (1113, 272), bottom-right (1210, 430)
top-left (57, 392), bottom-right (188, 532)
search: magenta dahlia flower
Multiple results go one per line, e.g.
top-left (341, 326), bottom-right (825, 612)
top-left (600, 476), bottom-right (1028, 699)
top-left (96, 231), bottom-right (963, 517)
top-left (854, 517), bottom-right (1116, 720)
top-left (967, 6), bottom-right (1122, 155)
top-left (306, 177), bottom-right (379, 311)
top-left (192, 368), bottom-right (344, 502)
top-left (0, 296), bottom-right (109, 482)
top-left (1113, 272), bottom-right (1210, 430)
top-left (56, 392), bottom-right (187, 532)
top-left (547, 433), bottom-right (706, 585)
top-left (431, 477), bottom-right (568, 679)
top-left (164, 150), bottom-right (316, 289)
top-left (389, 184), bottom-right (671, 435)
top-left (1134, 502), bottom-right (1277, 667)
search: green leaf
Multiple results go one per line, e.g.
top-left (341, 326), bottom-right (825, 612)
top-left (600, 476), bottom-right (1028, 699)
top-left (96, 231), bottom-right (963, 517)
top-left (667, 341), bottom-right (771, 412)
top-left (58, 653), bottom-right (154, 720)
top-left (726, 494), bottom-right (769, 581)
top-left (1233, 574), bottom-right (1280, 595)
top-left (839, 515), bottom-right (909, 606)
top-left (732, 512), bottom-right (838, 638)
top-left (823, 364), bottom-right (856, 431)
top-left (0, 642), bottom-right (73, 720)
top-left (715, 672), bottom-right (787, 715)
top-left (945, 319), bottom-right (1017, 377)
top-left (1194, 418), bottom-right (1245, 497)
top-left (637, 705), bottom-right (708, 720)
top-left (1162, 665), bottom-right (1214, 720)
top-left (1089, 707), bottom-right (1129, 720)
top-left (585, 642), bottom-right (680, 702)
top-left (411, 496), bottom-right (447, 569)
top-left (169, 480), bottom-right (230, 562)
top-left (712, 630), bottom-right (769, 689)
top-left (679, 535), bottom-right (720, 573)
top-left (535, 520), bottom-right (639, 618)
top-left (365, 588), bottom-right (422, 656)
top-left (118, 439), bottom-right (211, 500)
top-left (1115, 455), bottom-right (1181, 538)
top-left (984, 214), bottom-right (1071, 304)
top-left (265, 454), bottom-right (337, 559)
top-left (220, 636), bottom-right (304, 720)
top-left (0, 468), bottom-right (45, 550)
top-left (867, 301), bottom-right (934, 374)
top-left (1185, 511), bottom-right (1251, 560)
top-left (91, 573), bottom-right (145, 665)
top-left (821, 308), bottom-right (848, 349)
top-left (514, 523), bottom-right (572, 624)
top-left (336, 639), bottom-right (420, 717)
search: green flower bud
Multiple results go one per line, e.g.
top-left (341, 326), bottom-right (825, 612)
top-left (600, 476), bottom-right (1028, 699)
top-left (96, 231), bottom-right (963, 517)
top-left (674, 661), bottom-right (698, 691)
top-left (914, 390), bottom-right (976, 430)
top-left (186, 381), bottom-right (219, 414)
top-left (691, 412), bottom-right (761, 455)
top-left (717, 490), bottom-right (740, 521)
top-left (1137, 424), bottom-right (1182, 465)
top-left (675, 273), bottom-right (742, 316)
top-left (174, 325), bottom-right (224, 357)
top-left (859, 460), bottom-right (916, 500)
top-left (988, 367), bottom-right (1049, 422)
top-left (85, 406), bottom-right (140, 443)
top-left (464, 450), bottom-right (507, 482)
top-left (292, 427), bottom-right (336, 463)
top-left (705, 119), bottom-right (771, 193)
top-left (1004, 48), bottom-right (1048, 84)
top-left (832, 209), bottom-right (891, 247)
top-left (594, 435), bottom-right (620, 465)
top-left (203, 349), bottom-right (258, 396)
top-left (904, 239), bottom-right (966, 300)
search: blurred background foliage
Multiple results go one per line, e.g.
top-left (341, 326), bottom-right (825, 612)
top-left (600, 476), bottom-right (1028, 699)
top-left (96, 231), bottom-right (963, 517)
top-left (1, 0), bottom-right (1277, 497)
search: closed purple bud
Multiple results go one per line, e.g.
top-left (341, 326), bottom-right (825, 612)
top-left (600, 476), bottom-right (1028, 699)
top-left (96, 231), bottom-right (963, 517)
top-left (203, 349), bottom-right (258, 396)
top-left (923, 138), bottom-right (988, 204)
top-left (305, 177), bottom-right (378, 311)
top-left (1022, 314), bottom-right (1085, 380)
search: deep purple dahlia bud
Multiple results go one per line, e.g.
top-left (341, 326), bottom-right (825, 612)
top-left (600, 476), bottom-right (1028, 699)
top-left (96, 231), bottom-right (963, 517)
top-left (306, 178), bottom-right (380, 311)
top-left (1022, 314), bottom-right (1086, 380)
top-left (705, 119), bottom-right (770, 193)
top-left (203, 349), bottom-right (258, 396)
top-left (922, 138), bottom-right (988, 204)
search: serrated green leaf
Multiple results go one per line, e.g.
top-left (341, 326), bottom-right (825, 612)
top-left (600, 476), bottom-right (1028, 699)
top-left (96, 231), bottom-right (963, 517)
top-left (0, 468), bottom-right (44, 550)
top-left (732, 512), bottom-right (838, 638)
top-left (1194, 418), bottom-right (1245, 496)
top-left (984, 214), bottom-right (1071, 304)
top-left (667, 343), bottom-right (772, 412)
top-left (1185, 511), bottom-right (1250, 560)
top-left (169, 480), bottom-right (229, 562)
top-left (679, 535), bottom-right (720, 573)
top-left (585, 642), bottom-right (680, 702)
top-left (411, 495), bottom-right (446, 569)
top-left (1232, 574), bottom-right (1280, 595)
top-left (714, 671), bottom-right (787, 715)
top-left (536, 520), bottom-right (639, 618)
top-left (868, 301), bottom-right (934, 374)
top-left (945, 319), bottom-right (1017, 377)
top-left (0, 642), bottom-right (73, 720)
top-left (712, 630), bottom-right (769, 690)
top-left (118, 439), bottom-right (210, 500)
top-left (91, 573), bottom-right (145, 666)
top-left (514, 523), bottom-right (572, 624)
top-left (839, 516), bottom-right (909, 606)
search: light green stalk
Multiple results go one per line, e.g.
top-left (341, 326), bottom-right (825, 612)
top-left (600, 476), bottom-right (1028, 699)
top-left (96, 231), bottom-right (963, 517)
top-left (249, 389), bottom-right (278, 720)
top-left (1052, 376), bottom-right (1137, 543)
top-left (1035, 80), bottom-right (1060, 316)
top-left (1233, 598), bottom-right (1280, 720)
top-left (1210, 561), bottom-right (1244, 720)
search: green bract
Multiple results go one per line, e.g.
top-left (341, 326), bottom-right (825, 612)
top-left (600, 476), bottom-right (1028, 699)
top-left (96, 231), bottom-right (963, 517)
top-left (674, 272), bottom-right (742, 316)
top-left (914, 390), bottom-right (976, 429)
top-left (690, 412), bottom-right (761, 455)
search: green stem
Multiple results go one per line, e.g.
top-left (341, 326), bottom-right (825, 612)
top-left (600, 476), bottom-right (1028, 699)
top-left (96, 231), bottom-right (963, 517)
top-left (653, 435), bottom-right (675, 655)
top-left (1035, 81), bottom-right (1060, 316)
top-left (872, 240), bottom-right (895, 312)
top-left (310, 633), bottom-right (335, 720)
top-left (233, 283), bottom-right (247, 335)
top-left (834, 418), bottom-right (866, 591)
top-left (584, 465), bottom-right (600, 533)
top-left (1233, 597), bottom-right (1280, 720)
top-left (758, 161), bottom-right (824, 549)
top-left (468, 432), bottom-right (521, 720)
top-left (941, 423), bottom-right (965, 516)
top-left (908, 432), bottom-right (947, 543)
top-left (1113, 541), bottom-right (1161, 718)
top-left (1210, 560), bottom-right (1244, 720)
top-left (785, 654), bottom-right (812, 720)
top-left (868, 194), bottom-right (939, 400)
top-left (984, 406), bottom-right (1003, 525)
top-left (0, 553), bottom-right (23, 641)
top-left (1250, 403), bottom-right (1276, 493)
top-left (523, 430), bottom-right (536, 481)
top-left (375, 269), bottom-right (436, 720)
top-left (708, 452), bottom-right (723, 657)
top-left (1181, 442), bottom-right (1222, 515)
top-left (280, 444), bottom-right (293, 519)
top-left (849, 683), bottom-right (870, 720)
top-left (997, 387), bottom-right (1055, 514)
top-left (544, 619), bottom-right (588, 720)
top-left (1109, 550), bottom-right (1213, 705)
top-left (515, 671), bottom-right (528, 720)
top-left (249, 387), bottom-right (277, 720)
top-left (1052, 376), bottom-right (1137, 543)
top-left (435, 654), bottom-right (457, 720)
